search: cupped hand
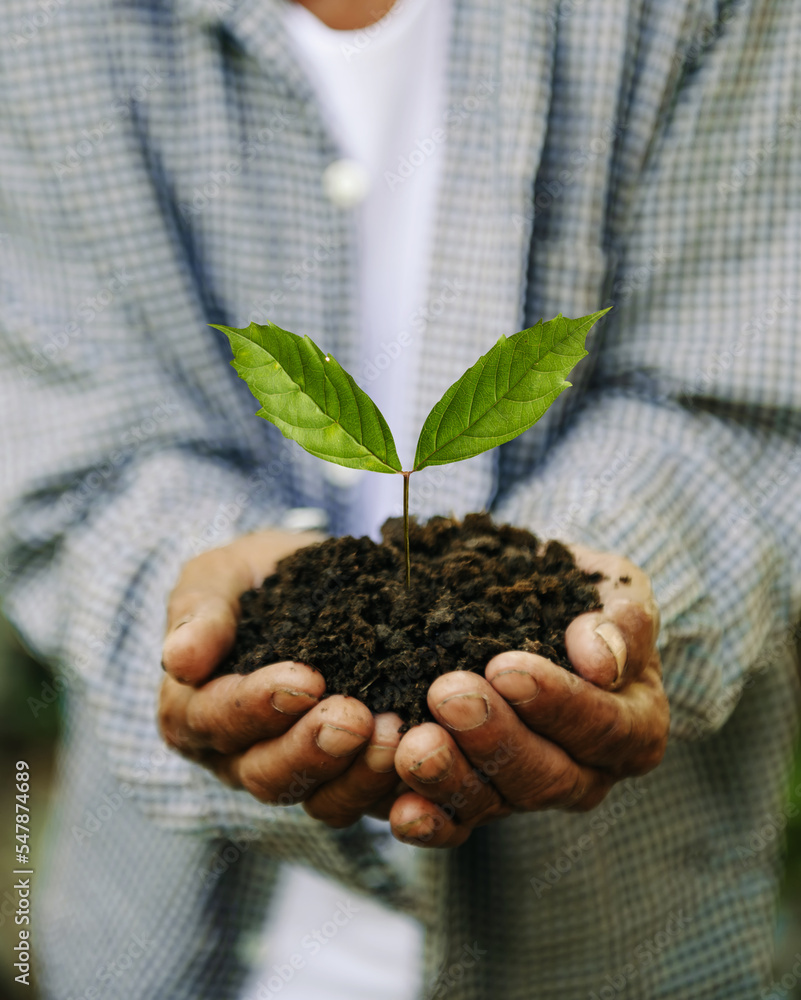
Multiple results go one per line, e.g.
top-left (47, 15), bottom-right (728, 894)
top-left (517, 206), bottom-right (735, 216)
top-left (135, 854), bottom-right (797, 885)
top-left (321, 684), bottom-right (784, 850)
top-left (389, 545), bottom-right (669, 848)
top-left (159, 530), bottom-right (403, 826)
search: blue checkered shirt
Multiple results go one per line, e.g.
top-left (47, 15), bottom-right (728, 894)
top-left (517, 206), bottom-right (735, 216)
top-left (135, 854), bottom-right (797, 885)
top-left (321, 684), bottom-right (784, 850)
top-left (1, 0), bottom-right (800, 997)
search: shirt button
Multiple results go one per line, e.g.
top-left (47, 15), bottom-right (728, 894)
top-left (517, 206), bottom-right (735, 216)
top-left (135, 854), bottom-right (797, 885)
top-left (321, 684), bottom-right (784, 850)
top-left (322, 158), bottom-right (370, 208)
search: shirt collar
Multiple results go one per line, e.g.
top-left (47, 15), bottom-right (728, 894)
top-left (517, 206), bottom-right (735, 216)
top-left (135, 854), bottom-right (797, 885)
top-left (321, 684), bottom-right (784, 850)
top-left (171, 0), bottom-right (318, 105)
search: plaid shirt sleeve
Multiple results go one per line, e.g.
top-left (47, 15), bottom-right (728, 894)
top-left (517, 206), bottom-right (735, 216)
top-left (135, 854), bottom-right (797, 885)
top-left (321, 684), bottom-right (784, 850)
top-left (495, 0), bottom-right (801, 742)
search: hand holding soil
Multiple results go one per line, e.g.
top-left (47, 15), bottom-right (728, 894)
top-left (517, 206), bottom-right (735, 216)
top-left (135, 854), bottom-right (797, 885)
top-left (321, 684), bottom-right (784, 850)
top-left (389, 546), bottom-right (670, 848)
top-left (158, 530), bottom-right (669, 843)
top-left (158, 305), bottom-right (645, 838)
top-left (159, 529), bottom-right (409, 825)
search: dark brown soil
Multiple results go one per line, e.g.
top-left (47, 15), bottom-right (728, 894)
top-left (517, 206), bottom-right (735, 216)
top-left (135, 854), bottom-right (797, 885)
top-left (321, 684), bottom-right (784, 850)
top-left (227, 513), bottom-right (603, 728)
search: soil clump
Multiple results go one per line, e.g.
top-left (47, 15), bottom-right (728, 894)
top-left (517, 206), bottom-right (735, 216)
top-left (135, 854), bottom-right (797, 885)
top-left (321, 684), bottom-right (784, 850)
top-left (227, 513), bottom-right (603, 728)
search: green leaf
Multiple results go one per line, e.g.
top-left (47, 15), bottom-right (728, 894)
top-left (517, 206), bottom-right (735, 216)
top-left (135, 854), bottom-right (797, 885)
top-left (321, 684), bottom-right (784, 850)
top-left (413, 309), bottom-right (609, 471)
top-left (212, 321), bottom-right (402, 474)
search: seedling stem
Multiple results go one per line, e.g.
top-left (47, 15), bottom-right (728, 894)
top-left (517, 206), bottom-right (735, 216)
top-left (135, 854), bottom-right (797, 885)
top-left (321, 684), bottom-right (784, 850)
top-left (403, 471), bottom-right (411, 590)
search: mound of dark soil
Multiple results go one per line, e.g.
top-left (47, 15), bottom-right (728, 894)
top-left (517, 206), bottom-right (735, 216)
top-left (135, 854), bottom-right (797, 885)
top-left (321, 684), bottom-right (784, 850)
top-left (227, 513), bottom-right (602, 728)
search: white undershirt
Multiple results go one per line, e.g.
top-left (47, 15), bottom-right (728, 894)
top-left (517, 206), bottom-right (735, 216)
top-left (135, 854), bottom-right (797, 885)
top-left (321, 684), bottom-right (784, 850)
top-left (284, 0), bottom-right (452, 540)
top-left (241, 3), bottom-right (452, 999)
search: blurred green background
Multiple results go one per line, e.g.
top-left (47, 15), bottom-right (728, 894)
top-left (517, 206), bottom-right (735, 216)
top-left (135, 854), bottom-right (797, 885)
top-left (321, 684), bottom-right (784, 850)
top-left (1, 614), bottom-right (800, 999)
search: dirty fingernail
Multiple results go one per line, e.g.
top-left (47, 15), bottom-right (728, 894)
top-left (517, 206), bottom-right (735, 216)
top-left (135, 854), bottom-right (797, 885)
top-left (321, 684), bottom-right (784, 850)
top-left (594, 622), bottom-right (627, 680)
top-left (492, 669), bottom-right (540, 705)
top-left (396, 814), bottom-right (437, 842)
top-left (435, 693), bottom-right (489, 731)
top-left (364, 744), bottom-right (397, 773)
top-left (316, 724), bottom-right (368, 757)
top-left (271, 689), bottom-right (319, 715)
top-left (410, 745), bottom-right (454, 782)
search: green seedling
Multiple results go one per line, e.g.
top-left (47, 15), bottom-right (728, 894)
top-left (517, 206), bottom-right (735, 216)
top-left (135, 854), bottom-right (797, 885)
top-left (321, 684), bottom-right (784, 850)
top-left (213, 309), bottom-right (609, 589)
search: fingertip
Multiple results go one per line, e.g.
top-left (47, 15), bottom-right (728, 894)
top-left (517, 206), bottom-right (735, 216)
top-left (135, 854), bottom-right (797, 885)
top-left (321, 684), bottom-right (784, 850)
top-left (371, 712), bottom-right (405, 747)
top-left (565, 613), bottom-right (624, 688)
top-left (315, 723), bottom-right (370, 758)
top-left (271, 689), bottom-right (320, 715)
top-left (162, 614), bottom-right (235, 684)
top-left (398, 720), bottom-right (442, 741)
top-left (263, 660), bottom-right (326, 713)
top-left (389, 793), bottom-right (468, 849)
top-left (426, 669), bottom-right (489, 710)
top-left (363, 744), bottom-right (397, 773)
top-left (485, 649), bottom-right (553, 679)
top-left (394, 812), bottom-right (439, 844)
top-left (488, 668), bottom-right (541, 705)
top-left (161, 621), bottom-right (201, 684)
top-left (593, 621), bottom-right (627, 682)
top-left (313, 694), bottom-right (374, 756)
top-left (432, 692), bottom-right (489, 732)
top-left (395, 722), bottom-right (452, 780)
top-left (389, 793), bottom-right (436, 841)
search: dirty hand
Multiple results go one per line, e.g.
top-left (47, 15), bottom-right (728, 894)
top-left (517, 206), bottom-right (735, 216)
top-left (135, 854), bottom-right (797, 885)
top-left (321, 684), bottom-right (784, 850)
top-left (159, 530), bottom-right (403, 827)
top-left (389, 545), bottom-right (670, 848)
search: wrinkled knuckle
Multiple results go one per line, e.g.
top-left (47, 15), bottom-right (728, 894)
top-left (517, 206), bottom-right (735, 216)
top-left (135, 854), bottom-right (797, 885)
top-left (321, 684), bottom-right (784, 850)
top-left (197, 714), bottom-right (239, 755)
top-left (519, 761), bottom-right (573, 809)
